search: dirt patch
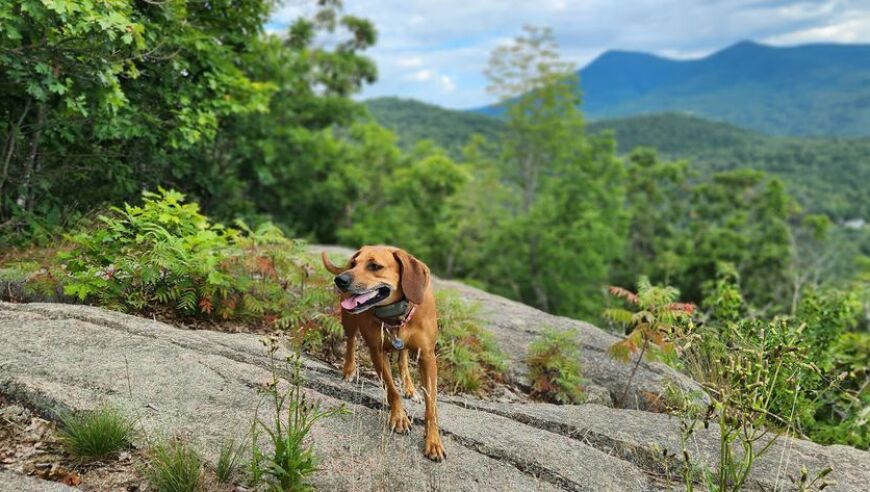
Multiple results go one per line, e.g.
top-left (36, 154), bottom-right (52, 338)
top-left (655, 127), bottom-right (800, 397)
top-left (0, 392), bottom-right (146, 490)
top-left (0, 393), bottom-right (238, 492)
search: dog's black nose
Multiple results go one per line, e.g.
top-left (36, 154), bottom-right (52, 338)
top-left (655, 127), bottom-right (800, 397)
top-left (334, 273), bottom-right (352, 290)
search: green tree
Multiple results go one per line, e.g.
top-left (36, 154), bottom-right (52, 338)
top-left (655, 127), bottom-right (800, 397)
top-left (0, 0), bottom-right (275, 242)
top-left (186, 2), bottom-right (378, 239)
top-left (438, 136), bottom-right (513, 278)
top-left (0, 0), bottom-right (378, 246)
top-left (617, 149), bottom-right (796, 312)
top-left (337, 139), bottom-right (470, 263)
top-left (685, 169), bottom-right (792, 309)
top-left (482, 26), bottom-right (626, 317)
top-left (616, 148), bottom-right (692, 287)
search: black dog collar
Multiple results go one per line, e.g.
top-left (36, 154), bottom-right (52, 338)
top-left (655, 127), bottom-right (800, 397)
top-left (373, 298), bottom-right (411, 324)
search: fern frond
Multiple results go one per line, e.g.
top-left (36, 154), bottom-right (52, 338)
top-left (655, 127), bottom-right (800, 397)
top-left (608, 286), bottom-right (639, 304)
top-left (603, 308), bottom-right (634, 325)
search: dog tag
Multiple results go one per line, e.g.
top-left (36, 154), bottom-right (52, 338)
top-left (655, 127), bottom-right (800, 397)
top-left (392, 338), bottom-right (405, 350)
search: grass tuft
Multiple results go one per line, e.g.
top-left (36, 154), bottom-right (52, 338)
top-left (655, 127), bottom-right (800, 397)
top-left (57, 407), bottom-right (134, 462)
top-left (215, 438), bottom-right (241, 484)
top-left (145, 440), bottom-right (203, 492)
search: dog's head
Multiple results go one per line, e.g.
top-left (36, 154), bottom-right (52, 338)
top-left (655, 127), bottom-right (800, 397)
top-left (322, 246), bottom-right (430, 314)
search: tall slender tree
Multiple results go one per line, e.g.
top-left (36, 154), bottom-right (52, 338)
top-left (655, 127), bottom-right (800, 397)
top-left (483, 26), bottom-right (626, 317)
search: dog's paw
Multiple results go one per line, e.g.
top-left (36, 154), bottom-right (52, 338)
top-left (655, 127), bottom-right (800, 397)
top-left (342, 364), bottom-right (357, 382)
top-left (342, 370), bottom-right (357, 382)
top-left (424, 436), bottom-right (446, 462)
top-left (404, 387), bottom-right (423, 403)
top-left (388, 411), bottom-right (412, 434)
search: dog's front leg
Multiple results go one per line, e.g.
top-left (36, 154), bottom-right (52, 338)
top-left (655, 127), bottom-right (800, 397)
top-left (419, 348), bottom-right (446, 461)
top-left (342, 323), bottom-right (358, 381)
top-left (369, 345), bottom-right (411, 433)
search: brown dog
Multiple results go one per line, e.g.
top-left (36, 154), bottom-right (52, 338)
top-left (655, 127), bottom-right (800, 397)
top-left (322, 246), bottom-right (446, 461)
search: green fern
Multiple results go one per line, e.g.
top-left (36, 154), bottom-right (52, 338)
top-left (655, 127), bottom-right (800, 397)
top-left (24, 189), bottom-right (341, 345)
top-left (526, 329), bottom-right (585, 404)
top-left (436, 290), bottom-right (507, 394)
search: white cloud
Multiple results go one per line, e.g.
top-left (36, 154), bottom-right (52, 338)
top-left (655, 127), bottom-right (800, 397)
top-left (439, 75), bottom-right (456, 91)
top-left (406, 69), bottom-right (434, 81)
top-left (396, 56), bottom-right (424, 68)
top-left (658, 48), bottom-right (716, 60)
top-left (773, 1), bottom-right (838, 21)
top-left (764, 15), bottom-right (870, 44)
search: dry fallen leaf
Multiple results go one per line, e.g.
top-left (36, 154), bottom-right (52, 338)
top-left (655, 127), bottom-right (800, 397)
top-left (62, 471), bottom-right (82, 486)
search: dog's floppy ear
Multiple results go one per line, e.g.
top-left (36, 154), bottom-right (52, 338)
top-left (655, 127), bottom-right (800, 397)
top-left (322, 251), bottom-right (355, 275)
top-left (393, 249), bottom-right (430, 305)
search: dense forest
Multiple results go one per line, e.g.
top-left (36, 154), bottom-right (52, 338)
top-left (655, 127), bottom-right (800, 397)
top-left (366, 97), bottom-right (505, 154)
top-left (368, 99), bottom-right (870, 220)
top-left (1, 1), bottom-right (867, 452)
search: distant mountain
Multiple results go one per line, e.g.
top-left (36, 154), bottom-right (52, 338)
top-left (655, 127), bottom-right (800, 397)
top-left (365, 97), bottom-right (870, 219)
top-left (475, 41), bottom-right (870, 136)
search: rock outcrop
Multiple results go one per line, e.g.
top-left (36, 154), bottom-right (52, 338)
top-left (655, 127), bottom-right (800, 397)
top-left (2, 296), bottom-right (868, 491)
top-left (0, 470), bottom-right (75, 492)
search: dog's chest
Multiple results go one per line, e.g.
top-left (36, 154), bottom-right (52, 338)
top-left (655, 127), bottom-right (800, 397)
top-left (362, 322), bottom-right (414, 351)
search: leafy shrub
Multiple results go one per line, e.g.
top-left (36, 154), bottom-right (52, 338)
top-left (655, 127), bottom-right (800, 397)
top-left (436, 290), bottom-right (507, 394)
top-left (26, 189), bottom-right (341, 341)
top-left (786, 287), bottom-right (867, 449)
top-left (525, 329), bottom-right (585, 404)
top-left (145, 440), bottom-right (204, 492)
top-left (0, 260), bottom-right (40, 282)
top-left (807, 330), bottom-right (869, 449)
top-left (58, 407), bottom-right (135, 462)
top-left (696, 274), bottom-right (867, 450)
top-left (249, 336), bottom-right (346, 492)
top-left (671, 270), bottom-right (827, 491)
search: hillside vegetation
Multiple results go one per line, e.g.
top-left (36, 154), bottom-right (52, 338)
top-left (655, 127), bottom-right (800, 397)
top-left (475, 41), bottom-right (870, 136)
top-left (367, 99), bottom-right (870, 220)
top-left (590, 113), bottom-right (870, 220)
top-left (365, 97), bottom-right (503, 154)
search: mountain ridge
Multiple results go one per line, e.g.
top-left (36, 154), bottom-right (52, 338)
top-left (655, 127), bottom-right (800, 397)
top-left (472, 40), bottom-right (870, 136)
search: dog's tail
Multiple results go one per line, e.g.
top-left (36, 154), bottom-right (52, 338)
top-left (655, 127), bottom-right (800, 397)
top-left (321, 251), bottom-right (344, 275)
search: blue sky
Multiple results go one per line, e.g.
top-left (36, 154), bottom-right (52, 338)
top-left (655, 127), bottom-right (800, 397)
top-left (269, 1), bottom-right (870, 109)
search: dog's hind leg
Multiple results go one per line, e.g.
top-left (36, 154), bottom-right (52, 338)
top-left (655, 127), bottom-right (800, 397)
top-left (398, 349), bottom-right (421, 402)
top-left (419, 348), bottom-right (446, 461)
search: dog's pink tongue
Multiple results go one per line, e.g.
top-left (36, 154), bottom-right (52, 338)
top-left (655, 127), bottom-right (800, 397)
top-left (341, 290), bottom-right (377, 310)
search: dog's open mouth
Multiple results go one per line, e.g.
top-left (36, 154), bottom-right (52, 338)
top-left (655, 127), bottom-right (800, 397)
top-left (341, 286), bottom-right (392, 313)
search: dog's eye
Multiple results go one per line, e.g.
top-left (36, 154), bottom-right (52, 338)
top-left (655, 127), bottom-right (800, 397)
top-left (367, 263), bottom-right (383, 271)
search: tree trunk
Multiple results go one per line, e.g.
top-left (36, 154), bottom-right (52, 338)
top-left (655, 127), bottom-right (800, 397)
top-left (529, 234), bottom-right (549, 311)
top-left (620, 338), bottom-right (649, 407)
top-left (0, 100), bottom-right (32, 207)
top-left (16, 103), bottom-right (45, 211)
top-left (520, 153), bottom-right (537, 214)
